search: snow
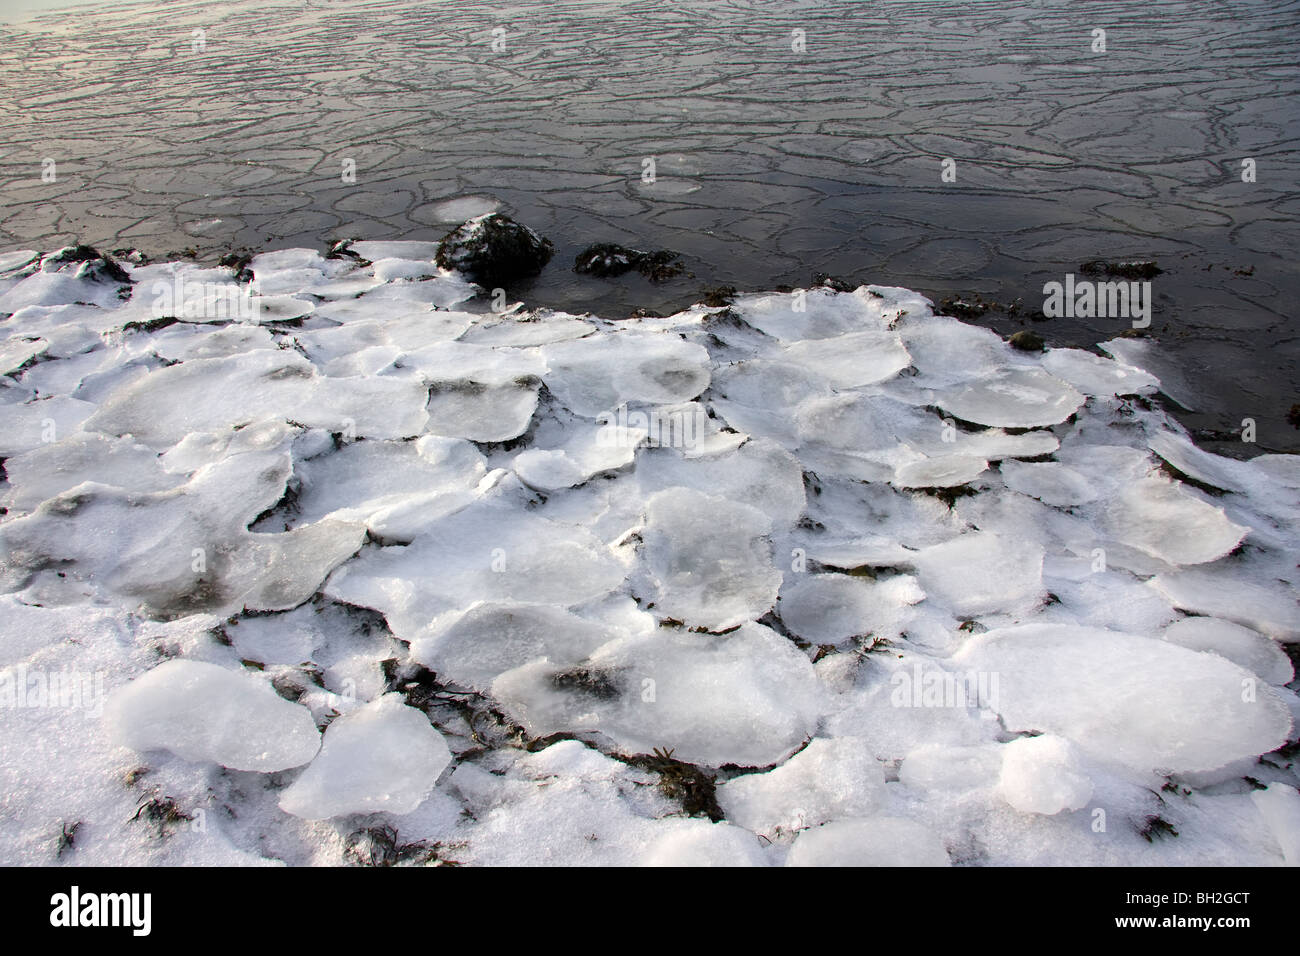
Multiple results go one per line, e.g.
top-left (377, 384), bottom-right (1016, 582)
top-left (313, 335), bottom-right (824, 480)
top-left (1, 241), bottom-right (1297, 867)
top-left (1251, 784), bottom-right (1300, 866)
top-left (639, 822), bottom-right (771, 867)
top-left (786, 817), bottom-right (951, 866)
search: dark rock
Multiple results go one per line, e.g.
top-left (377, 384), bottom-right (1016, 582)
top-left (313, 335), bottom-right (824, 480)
top-left (218, 250), bottom-right (255, 283)
top-left (41, 244), bottom-right (132, 284)
top-left (435, 213), bottom-right (553, 287)
top-left (813, 272), bottom-right (855, 292)
top-left (1288, 404), bottom-right (1300, 429)
top-left (573, 243), bottom-right (683, 281)
top-left (1008, 330), bottom-right (1045, 352)
top-left (1079, 259), bottom-right (1162, 280)
top-left (701, 285), bottom-right (737, 307)
top-left (939, 297), bottom-right (988, 319)
top-left (326, 238), bottom-right (372, 266)
top-left (110, 248), bottom-right (149, 266)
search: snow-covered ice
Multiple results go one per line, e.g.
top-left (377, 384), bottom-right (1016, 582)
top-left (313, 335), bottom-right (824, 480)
top-left (1, 242), bottom-right (1297, 866)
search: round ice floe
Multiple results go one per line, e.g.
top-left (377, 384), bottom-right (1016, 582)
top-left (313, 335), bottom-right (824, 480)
top-left (159, 419), bottom-right (296, 474)
top-left (152, 323), bottom-right (277, 362)
top-left (1147, 430), bottom-right (1245, 494)
top-left (1101, 476), bottom-right (1248, 566)
top-left (491, 623), bottom-right (823, 767)
top-left (0, 249), bottom-right (38, 275)
top-left (246, 294), bottom-right (315, 323)
top-left (802, 535), bottom-right (913, 570)
top-left (780, 329), bottom-right (911, 388)
top-left (291, 436), bottom-right (486, 528)
top-left (732, 288), bottom-right (880, 341)
top-left (778, 574), bottom-right (923, 645)
top-left (948, 427), bottom-right (1061, 462)
top-left (278, 694), bottom-right (451, 819)
top-left (935, 367), bottom-right (1085, 428)
top-left (106, 660), bottom-right (320, 772)
top-left (541, 332), bottom-right (710, 418)
top-left (1041, 348), bottom-right (1159, 397)
top-left (639, 822), bottom-right (770, 867)
top-left (3, 432), bottom-right (184, 512)
top-left (999, 460), bottom-right (1098, 507)
top-left (0, 336), bottom-right (47, 375)
top-left (410, 603), bottom-right (620, 692)
top-left (324, 500), bottom-right (626, 639)
top-left (635, 437), bottom-right (806, 527)
top-left (1149, 570), bottom-right (1300, 642)
top-left (86, 350), bottom-right (429, 448)
top-left (0, 449), bottom-right (366, 618)
top-left (892, 454), bottom-right (988, 489)
top-left (370, 257), bottom-right (440, 282)
top-left (0, 396), bottom-right (96, 458)
top-left (898, 314), bottom-right (1008, 387)
top-left (823, 653), bottom-right (1006, 760)
top-left (716, 737), bottom-right (887, 836)
top-left (786, 818), bottom-right (951, 867)
top-left (514, 419), bottom-right (645, 491)
top-left (709, 359), bottom-right (828, 447)
top-left (457, 310), bottom-right (593, 348)
top-left (1161, 617), bottom-right (1293, 685)
top-left (996, 735), bottom-right (1093, 815)
top-left (953, 624), bottom-right (1294, 774)
top-left (910, 531), bottom-right (1044, 617)
top-left (425, 380), bottom-right (540, 443)
top-left (399, 339), bottom-right (547, 384)
top-left (1249, 454), bottom-right (1300, 489)
top-left (350, 240), bottom-right (441, 262)
top-left (640, 487), bottom-right (781, 631)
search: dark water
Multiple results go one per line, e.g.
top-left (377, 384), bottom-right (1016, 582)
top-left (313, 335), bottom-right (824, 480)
top-left (1, 0), bottom-right (1297, 450)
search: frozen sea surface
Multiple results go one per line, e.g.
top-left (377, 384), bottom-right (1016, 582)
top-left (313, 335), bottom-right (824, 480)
top-left (0, 242), bottom-right (1297, 866)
